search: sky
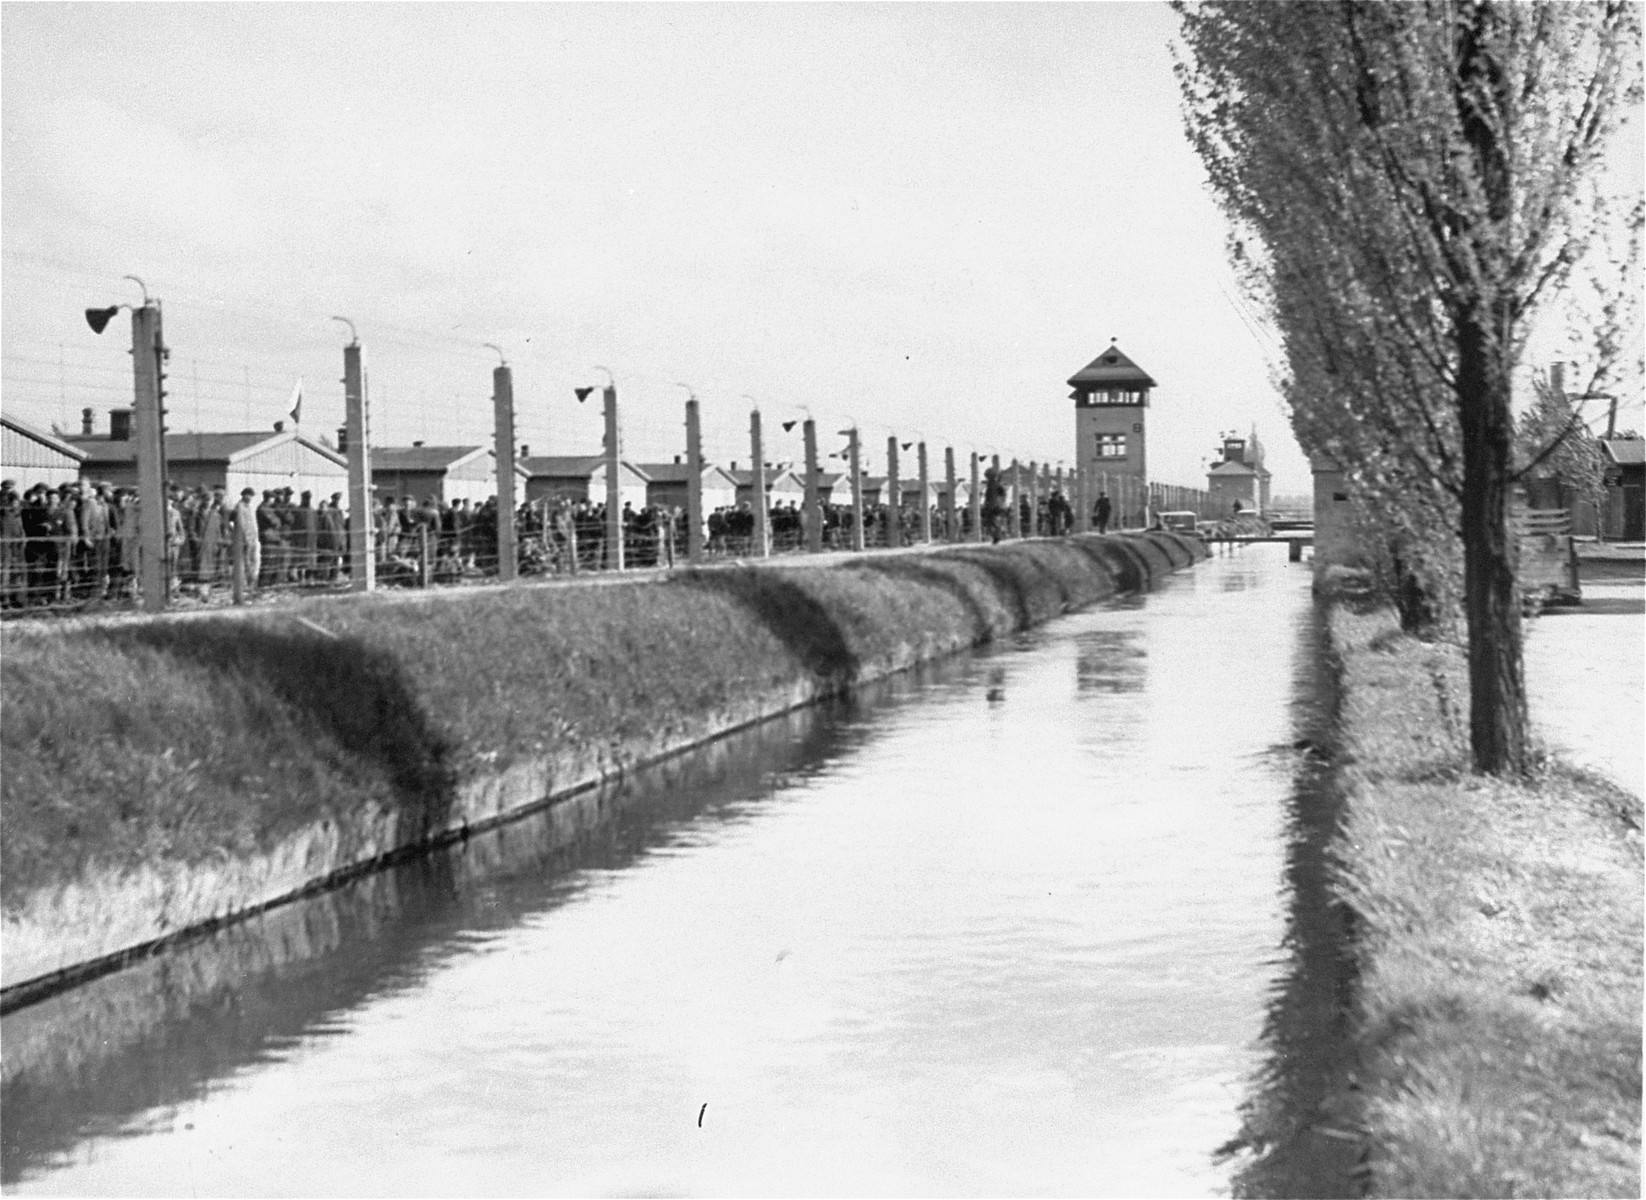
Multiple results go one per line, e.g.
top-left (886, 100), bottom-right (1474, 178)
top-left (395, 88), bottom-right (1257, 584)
top-left (2, 3), bottom-right (1640, 497)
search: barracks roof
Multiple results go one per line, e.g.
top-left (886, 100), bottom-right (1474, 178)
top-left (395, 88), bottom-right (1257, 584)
top-left (69, 429), bottom-right (345, 467)
top-left (372, 445), bottom-right (488, 472)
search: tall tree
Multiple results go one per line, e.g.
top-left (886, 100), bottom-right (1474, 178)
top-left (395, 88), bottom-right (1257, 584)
top-left (1176, 0), bottom-right (1641, 774)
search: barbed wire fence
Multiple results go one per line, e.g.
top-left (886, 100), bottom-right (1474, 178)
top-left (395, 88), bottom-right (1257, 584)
top-left (2, 254), bottom-right (1220, 619)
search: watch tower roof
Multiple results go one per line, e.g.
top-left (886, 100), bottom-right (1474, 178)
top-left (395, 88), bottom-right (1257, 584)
top-left (1067, 343), bottom-right (1156, 390)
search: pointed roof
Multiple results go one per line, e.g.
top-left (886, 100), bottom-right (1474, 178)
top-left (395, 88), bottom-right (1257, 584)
top-left (1067, 343), bottom-right (1156, 389)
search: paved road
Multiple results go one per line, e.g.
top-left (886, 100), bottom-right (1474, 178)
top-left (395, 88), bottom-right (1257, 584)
top-left (1524, 580), bottom-right (1645, 799)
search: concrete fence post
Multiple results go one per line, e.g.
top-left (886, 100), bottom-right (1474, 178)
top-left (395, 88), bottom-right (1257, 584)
top-left (848, 428), bottom-right (864, 552)
top-left (1003, 459), bottom-right (1017, 539)
top-left (232, 520), bottom-right (245, 605)
top-left (750, 408), bottom-right (770, 558)
top-left (603, 385), bottom-right (623, 571)
top-left (493, 362), bottom-right (518, 582)
top-left (961, 451), bottom-right (974, 539)
top-left (886, 436), bottom-right (901, 549)
top-left (803, 418), bottom-right (822, 554)
top-left (686, 398), bottom-right (704, 564)
top-left (918, 441), bottom-right (931, 543)
top-left (130, 303), bottom-right (169, 613)
top-left (1028, 461), bottom-right (1039, 536)
top-left (944, 446), bottom-right (957, 542)
top-left (342, 335), bottom-right (375, 592)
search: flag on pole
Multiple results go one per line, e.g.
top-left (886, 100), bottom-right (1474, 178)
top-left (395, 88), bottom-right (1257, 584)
top-left (288, 378), bottom-right (304, 427)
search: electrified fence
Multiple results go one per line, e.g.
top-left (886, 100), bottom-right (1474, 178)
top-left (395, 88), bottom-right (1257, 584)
top-left (2, 315), bottom-right (1218, 620)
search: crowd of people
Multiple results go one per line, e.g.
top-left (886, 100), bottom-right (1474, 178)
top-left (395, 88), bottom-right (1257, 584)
top-left (1, 468), bottom-right (1118, 612)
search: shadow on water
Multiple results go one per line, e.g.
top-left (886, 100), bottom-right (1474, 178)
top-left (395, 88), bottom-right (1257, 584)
top-left (1219, 597), bottom-right (1365, 1199)
top-left (0, 678), bottom-right (915, 1186)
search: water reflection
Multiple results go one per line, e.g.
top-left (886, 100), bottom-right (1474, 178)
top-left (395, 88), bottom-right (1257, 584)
top-left (1075, 629), bottom-right (1147, 694)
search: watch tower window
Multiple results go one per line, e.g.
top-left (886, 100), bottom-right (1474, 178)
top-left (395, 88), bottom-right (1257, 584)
top-left (1095, 433), bottom-right (1127, 458)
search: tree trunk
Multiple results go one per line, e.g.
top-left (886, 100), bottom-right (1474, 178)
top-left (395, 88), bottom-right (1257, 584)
top-left (1456, 312), bottom-right (1528, 775)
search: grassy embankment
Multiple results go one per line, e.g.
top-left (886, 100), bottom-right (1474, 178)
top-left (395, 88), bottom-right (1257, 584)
top-left (1, 532), bottom-right (1199, 999)
top-left (1330, 604), bottom-right (1642, 1197)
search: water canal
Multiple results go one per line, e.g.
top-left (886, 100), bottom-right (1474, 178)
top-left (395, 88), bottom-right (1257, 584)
top-left (4, 543), bottom-right (1339, 1196)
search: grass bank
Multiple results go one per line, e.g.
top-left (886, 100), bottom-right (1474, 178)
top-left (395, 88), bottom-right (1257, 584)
top-left (1329, 605), bottom-right (1642, 1197)
top-left (1, 532), bottom-right (1201, 1002)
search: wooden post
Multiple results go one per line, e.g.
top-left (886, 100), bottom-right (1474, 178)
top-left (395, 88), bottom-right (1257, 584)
top-left (885, 436), bottom-right (901, 549)
top-left (803, 418), bottom-right (822, 553)
top-left (918, 441), bottom-right (931, 543)
top-left (944, 446), bottom-right (957, 542)
top-left (750, 409), bottom-right (770, 558)
top-left (969, 452), bottom-right (982, 542)
top-left (493, 362), bottom-right (518, 582)
top-left (685, 398), bottom-right (704, 564)
top-left (848, 428), bottom-right (864, 551)
top-left (420, 525), bottom-right (433, 587)
top-left (343, 337), bottom-right (375, 592)
top-left (603, 385), bottom-right (623, 571)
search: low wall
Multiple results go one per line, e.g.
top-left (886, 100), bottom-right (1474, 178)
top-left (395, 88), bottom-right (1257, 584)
top-left (1, 532), bottom-right (1204, 1005)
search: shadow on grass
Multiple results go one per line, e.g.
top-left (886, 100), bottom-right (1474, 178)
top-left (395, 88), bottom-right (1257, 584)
top-left (101, 618), bottom-right (457, 840)
top-left (1068, 536), bottom-right (1149, 593)
top-left (675, 569), bottom-right (862, 686)
top-left (853, 557), bottom-right (998, 643)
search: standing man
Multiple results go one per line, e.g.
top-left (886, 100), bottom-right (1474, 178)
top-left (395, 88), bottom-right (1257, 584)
top-left (1094, 491), bottom-right (1112, 535)
top-left (234, 487), bottom-right (262, 593)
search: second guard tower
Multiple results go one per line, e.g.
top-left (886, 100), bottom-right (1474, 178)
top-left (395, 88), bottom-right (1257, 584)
top-left (1068, 341), bottom-right (1155, 529)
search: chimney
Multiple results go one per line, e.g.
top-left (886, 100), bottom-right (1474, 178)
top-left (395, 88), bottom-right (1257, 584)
top-left (731, 461), bottom-right (738, 471)
top-left (274, 420), bottom-right (285, 433)
top-left (412, 439), bottom-right (424, 447)
top-left (519, 444), bottom-right (529, 459)
top-left (674, 454), bottom-right (682, 464)
top-left (109, 408), bottom-right (133, 441)
top-left (337, 426), bottom-right (349, 453)
top-left (1550, 362), bottom-right (1566, 397)
top-left (81, 407), bottom-right (94, 436)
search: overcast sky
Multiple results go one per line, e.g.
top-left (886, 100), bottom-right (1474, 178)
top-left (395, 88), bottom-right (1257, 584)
top-left (3, 3), bottom-right (1640, 495)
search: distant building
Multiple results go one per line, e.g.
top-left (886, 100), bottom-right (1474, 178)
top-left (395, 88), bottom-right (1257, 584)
top-left (1206, 433), bottom-right (1272, 515)
top-left (1069, 342), bottom-right (1154, 503)
top-left (634, 459), bottom-right (739, 512)
top-left (2, 412), bottom-right (87, 488)
top-left (371, 444), bottom-right (505, 506)
top-left (519, 455), bottom-right (650, 510)
top-left (69, 410), bottom-right (348, 502)
top-left (726, 465), bottom-right (804, 508)
top-left (1601, 435), bottom-right (1644, 541)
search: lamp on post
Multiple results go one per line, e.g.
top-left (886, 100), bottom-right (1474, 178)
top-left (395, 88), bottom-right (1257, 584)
top-left (86, 276), bottom-right (169, 612)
